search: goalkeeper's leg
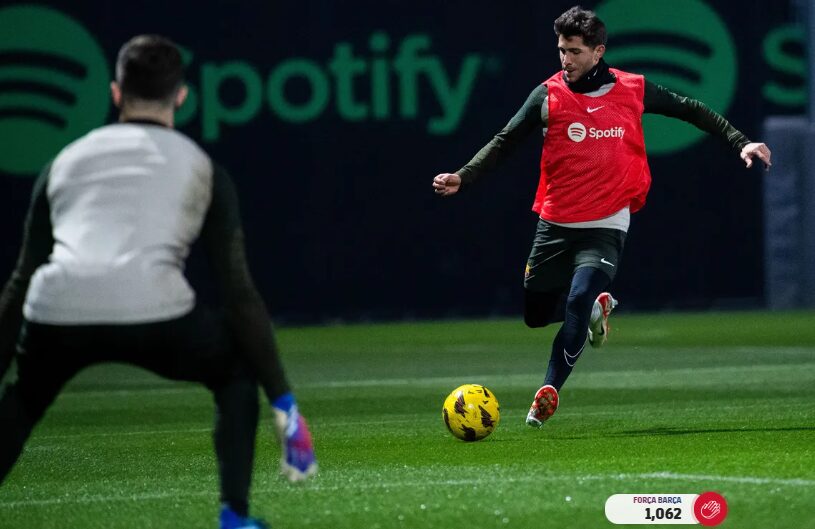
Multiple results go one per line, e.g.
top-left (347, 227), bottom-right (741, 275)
top-left (0, 323), bottom-right (81, 484)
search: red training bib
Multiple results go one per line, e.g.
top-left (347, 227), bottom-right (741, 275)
top-left (532, 68), bottom-right (651, 222)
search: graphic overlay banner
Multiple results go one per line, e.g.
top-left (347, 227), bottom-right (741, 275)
top-left (606, 493), bottom-right (728, 526)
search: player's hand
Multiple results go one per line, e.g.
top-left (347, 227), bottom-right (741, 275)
top-left (740, 142), bottom-right (772, 170)
top-left (433, 173), bottom-right (462, 197)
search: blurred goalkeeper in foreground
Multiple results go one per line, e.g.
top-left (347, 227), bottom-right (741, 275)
top-left (0, 34), bottom-right (315, 529)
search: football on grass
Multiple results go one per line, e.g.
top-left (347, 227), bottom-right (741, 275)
top-left (442, 384), bottom-right (500, 441)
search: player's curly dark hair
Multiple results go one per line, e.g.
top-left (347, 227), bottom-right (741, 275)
top-left (554, 6), bottom-right (607, 47)
top-left (116, 35), bottom-right (184, 104)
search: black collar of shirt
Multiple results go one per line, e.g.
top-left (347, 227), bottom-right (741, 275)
top-left (120, 118), bottom-right (169, 127)
top-left (564, 59), bottom-right (616, 94)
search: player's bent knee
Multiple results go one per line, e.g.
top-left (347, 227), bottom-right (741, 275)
top-left (524, 312), bottom-right (550, 328)
top-left (524, 289), bottom-right (562, 328)
top-left (566, 279), bottom-right (600, 308)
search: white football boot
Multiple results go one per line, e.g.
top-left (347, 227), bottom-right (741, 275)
top-left (587, 292), bottom-right (618, 348)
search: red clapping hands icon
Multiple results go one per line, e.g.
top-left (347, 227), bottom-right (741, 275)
top-left (700, 500), bottom-right (721, 519)
top-left (694, 492), bottom-right (728, 526)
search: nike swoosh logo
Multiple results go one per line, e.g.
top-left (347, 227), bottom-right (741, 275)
top-left (600, 258), bottom-right (615, 267)
top-left (587, 106), bottom-right (604, 113)
top-left (563, 347), bottom-right (584, 367)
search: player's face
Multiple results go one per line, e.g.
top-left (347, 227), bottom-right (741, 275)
top-left (558, 35), bottom-right (605, 83)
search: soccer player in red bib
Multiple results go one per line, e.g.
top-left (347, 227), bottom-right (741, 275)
top-left (432, 6), bottom-right (771, 428)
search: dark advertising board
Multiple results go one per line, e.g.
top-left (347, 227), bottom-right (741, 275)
top-left (0, 1), bottom-right (804, 321)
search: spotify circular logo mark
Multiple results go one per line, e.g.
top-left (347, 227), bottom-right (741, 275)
top-left (0, 5), bottom-right (110, 175)
top-left (567, 122), bottom-right (587, 142)
top-left (596, 0), bottom-right (737, 154)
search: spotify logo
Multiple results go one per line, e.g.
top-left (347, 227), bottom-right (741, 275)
top-left (567, 122), bottom-right (625, 142)
top-left (568, 122), bottom-right (587, 142)
top-left (596, 0), bottom-right (737, 154)
top-left (0, 5), bottom-right (110, 175)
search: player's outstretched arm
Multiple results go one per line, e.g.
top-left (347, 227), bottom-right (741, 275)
top-left (0, 164), bottom-right (54, 378)
top-left (740, 142), bottom-right (772, 170)
top-left (201, 163), bottom-right (291, 400)
top-left (437, 85), bottom-right (546, 195)
top-left (433, 173), bottom-right (462, 197)
top-left (644, 81), bottom-right (771, 167)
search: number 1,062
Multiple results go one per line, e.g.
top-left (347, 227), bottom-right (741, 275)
top-left (644, 507), bottom-right (682, 521)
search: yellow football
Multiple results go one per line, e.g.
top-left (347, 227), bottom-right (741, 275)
top-left (442, 384), bottom-right (500, 441)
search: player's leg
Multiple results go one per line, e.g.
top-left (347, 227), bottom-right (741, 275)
top-left (523, 219), bottom-right (572, 328)
top-left (543, 265), bottom-right (611, 390)
top-left (545, 225), bottom-right (625, 389)
top-left (126, 307), bottom-right (268, 526)
top-left (526, 227), bottom-right (626, 427)
top-left (0, 322), bottom-right (87, 483)
top-left (524, 289), bottom-right (566, 328)
top-left (526, 266), bottom-right (609, 428)
top-left (579, 227), bottom-right (625, 349)
top-left (522, 220), bottom-right (577, 427)
top-left (210, 370), bottom-right (260, 522)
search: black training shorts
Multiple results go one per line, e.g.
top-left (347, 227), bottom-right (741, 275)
top-left (524, 218), bottom-right (626, 292)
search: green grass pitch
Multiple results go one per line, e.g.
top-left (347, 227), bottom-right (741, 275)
top-left (1, 311), bottom-right (814, 528)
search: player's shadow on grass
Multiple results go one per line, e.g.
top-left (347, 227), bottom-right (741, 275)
top-left (610, 426), bottom-right (815, 437)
